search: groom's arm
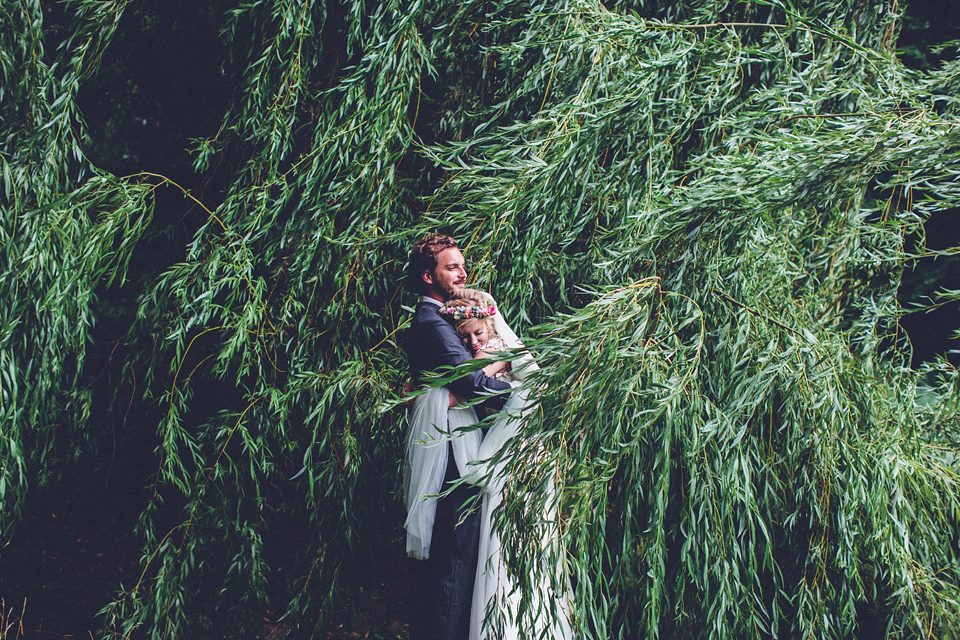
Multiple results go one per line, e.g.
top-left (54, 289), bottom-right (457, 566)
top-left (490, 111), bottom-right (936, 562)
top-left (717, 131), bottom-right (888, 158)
top-left (411, 314), bottom-right (512, 411)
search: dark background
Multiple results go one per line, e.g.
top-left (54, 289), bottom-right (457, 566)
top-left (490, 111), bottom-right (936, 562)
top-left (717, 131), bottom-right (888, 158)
top-left (1, 1), bottom-right (958, 638)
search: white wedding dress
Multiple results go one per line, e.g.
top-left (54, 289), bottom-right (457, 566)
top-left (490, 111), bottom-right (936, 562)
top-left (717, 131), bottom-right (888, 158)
top-left (403, 301), bottom-right (574, 640)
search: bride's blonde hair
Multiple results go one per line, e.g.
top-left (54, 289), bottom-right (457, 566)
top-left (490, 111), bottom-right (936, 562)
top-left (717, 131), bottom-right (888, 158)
top-left (445, 288), bottom-right (499, 337)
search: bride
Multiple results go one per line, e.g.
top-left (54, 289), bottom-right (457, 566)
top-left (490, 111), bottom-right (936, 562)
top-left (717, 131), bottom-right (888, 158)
top-left (404, 290), bottom-right (573, 640)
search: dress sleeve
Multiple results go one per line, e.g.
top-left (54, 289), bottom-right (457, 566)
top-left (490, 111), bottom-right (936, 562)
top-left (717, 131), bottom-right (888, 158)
top-left (485, 337), bottom-right (509, 352)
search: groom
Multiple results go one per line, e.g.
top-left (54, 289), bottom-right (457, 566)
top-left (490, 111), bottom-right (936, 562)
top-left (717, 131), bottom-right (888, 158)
top-left (404, 233), bottom-right (513, 640)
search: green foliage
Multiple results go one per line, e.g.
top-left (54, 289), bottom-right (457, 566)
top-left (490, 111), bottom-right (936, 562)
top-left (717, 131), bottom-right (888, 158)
top-left (0, 0), bottom-right (152, 529)
top-left (4, 0), bottom-right (960, 638)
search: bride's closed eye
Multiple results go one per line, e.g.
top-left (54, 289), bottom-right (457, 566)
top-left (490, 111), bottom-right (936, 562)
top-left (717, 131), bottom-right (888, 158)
top-left (460, 322), bottom-right (490, 354)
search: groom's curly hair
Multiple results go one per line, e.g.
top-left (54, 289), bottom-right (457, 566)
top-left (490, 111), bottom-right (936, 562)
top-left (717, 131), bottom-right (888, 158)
top-left (405, 233), bottom-right (458, 294)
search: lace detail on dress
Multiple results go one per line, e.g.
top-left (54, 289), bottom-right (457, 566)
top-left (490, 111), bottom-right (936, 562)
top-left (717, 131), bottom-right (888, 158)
top-left (479, 337), bottom-right (516, 382)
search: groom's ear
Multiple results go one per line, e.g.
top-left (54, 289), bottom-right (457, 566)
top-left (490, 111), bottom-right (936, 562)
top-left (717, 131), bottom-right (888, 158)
top-left (421, 269), bottom-right (434, 286)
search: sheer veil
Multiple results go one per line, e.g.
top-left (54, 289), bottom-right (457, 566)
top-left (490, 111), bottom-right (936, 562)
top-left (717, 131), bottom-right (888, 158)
top-left (403, 388), bottom-right (482, 559)
top-left (403, 292), bottom-right (528, 559)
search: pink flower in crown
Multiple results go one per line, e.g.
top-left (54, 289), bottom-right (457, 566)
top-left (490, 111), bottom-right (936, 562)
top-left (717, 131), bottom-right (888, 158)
top-left (438, 304), bottom-right (498, 320)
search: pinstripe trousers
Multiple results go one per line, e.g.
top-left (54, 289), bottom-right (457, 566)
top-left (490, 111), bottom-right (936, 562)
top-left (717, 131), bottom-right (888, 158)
top-left (409, 448), bottom-right (482, 640)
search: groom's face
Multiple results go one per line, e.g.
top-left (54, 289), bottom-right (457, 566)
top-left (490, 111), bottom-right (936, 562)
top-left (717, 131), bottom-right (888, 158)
top-left (424, 247), bottom-right (467, 299)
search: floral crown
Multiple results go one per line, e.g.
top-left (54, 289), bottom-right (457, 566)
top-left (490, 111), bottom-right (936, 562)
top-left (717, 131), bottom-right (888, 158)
top-left (439, 304), bottom-right (497, 320)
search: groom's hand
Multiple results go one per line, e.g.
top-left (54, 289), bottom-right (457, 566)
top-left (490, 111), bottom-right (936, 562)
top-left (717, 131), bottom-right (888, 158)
top-left (400, 381), bottom-right (463, 409)
top-left (402, 381), bottom-right (415, 411)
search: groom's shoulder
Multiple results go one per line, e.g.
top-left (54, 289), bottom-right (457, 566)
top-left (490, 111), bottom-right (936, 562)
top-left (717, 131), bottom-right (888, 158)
top-left (405, 302), bottom-right (448, 357)
top-left (409, 303), bottom-right (458, 349)
top-left (411, 301), bottom-right (443, 327)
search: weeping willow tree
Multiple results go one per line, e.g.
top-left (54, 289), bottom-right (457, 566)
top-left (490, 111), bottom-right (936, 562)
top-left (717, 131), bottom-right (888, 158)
top-left (4, 0), bottom-right (960, 637)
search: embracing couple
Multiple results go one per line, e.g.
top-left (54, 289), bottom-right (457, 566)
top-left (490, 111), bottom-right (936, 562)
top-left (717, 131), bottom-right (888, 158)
top-left (402, 234), bottom-right (572, 640)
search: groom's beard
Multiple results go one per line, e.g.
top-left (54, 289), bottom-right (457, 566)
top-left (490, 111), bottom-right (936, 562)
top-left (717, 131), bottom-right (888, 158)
top-left (436, 279), bottom-right (466, 300)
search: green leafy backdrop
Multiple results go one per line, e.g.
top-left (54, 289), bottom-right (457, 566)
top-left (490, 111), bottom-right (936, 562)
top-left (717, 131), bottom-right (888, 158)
top-left (3, 0), bottom-right (960, 637)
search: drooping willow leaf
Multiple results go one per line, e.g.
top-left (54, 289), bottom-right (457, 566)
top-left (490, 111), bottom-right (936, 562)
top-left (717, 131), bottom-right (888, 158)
top-left (4, 0), bottom-right (960, 638)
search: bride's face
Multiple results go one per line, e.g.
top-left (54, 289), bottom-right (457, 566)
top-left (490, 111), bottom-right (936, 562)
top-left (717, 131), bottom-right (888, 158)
top-left (460, 320), bottom-right (489, 354)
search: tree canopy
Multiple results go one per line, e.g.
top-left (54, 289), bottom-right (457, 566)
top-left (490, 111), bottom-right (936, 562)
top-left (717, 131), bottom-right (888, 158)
top-left (3, 0), bottom-right (960, 638)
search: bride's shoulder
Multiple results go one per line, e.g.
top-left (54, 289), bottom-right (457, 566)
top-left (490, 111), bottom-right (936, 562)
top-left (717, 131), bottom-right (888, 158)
top-left (486, 336), bottom-right (509, 350)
